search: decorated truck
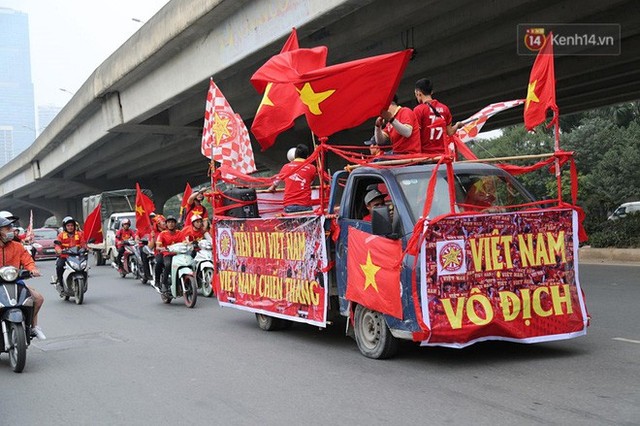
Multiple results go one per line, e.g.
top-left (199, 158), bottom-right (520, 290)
top-left (212, 154), bottom-right (589, 359)
top-left (82, 189), bottom-right (153, 265)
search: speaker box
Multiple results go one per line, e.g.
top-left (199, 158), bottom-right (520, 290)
top-left (223, 188), bottom-right (259, 218)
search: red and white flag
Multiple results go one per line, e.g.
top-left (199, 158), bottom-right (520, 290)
top-left (201, 78), bottom-right (257, 178)
top-left (25, 210), bottom-right (34, 242)
top-left (456, 99), bottom-right (525, 143)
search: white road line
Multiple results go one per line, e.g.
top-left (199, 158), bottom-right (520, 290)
top-left (612, 337), bottom-right (640, 344)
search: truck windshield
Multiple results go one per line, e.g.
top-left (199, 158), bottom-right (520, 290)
top-left (396, 170), bottom-right (536, 222)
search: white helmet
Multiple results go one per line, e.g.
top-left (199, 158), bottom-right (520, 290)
top-left (286, 147), bottom-right (297, 162)
top-left (0, 210), bottom-right (18, 221)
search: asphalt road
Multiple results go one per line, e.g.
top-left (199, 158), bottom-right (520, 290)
top-left (1, 260), bottom-right (638, 425)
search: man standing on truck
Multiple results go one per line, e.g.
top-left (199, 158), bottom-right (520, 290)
top-left (114, 218), bottom-right (136, 272)
top-left (185, 188), bottom-right (209, 226)
top-left (413, 78), bottom-right (462, 155)
top-left (374, 96), bottom-right (421, 155)
top-left (155, 216), bottom-right (183, 295)
top-left (268, 144), bottom-right (317, 213)
top-left (54, 216), bottom-right (86, 291)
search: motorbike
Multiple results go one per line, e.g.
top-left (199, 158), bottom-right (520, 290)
top-left (0, 267), bottom-right (34, 373)
top-left (113, 239), bottom-right (141, 279)
top-left (193, 239), bottom-right (214, 297)
top-left (160, 242), bottom-right (198, 308)
top-left (53, 245), bottom-right (89, 305)
top-left (139, 239), bottom-right (156, 286)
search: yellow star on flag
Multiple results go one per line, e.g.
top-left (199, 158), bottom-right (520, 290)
top-left (256, 82), bottom-right (275, 114)
top-left (525, 79), bottom-right (539, 110)
top-left (297, 82), bottom-right (335, 115)
top-left (441, 246), bottom-right (461, 270)
top-left (212, 112), bottom-right (231, 145)
top-left (135, 205), bottom-right (145, 215)
top-left (360, 251), bottom-right (381, 292)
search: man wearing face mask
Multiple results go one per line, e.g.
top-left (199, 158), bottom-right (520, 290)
top-left (0, 215), bottom-right (45, 339)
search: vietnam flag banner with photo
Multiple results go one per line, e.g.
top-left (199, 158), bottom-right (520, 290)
top-left (251, 29), bottom-right (328, 150)
top-left (83, 203), bottom-right (103, 244)
top-left (419, 209), bottom-right (588, 348)
top-left (135, 183), bottom-right (155, 237)
top-left (524, 31), bottom-right (558, 131)
top-left (252, 49), bottom-right (412, 137)
top-left (345, 227), bottom-right (403, 319)
top-left (214, 215), bottom-right (328, 327)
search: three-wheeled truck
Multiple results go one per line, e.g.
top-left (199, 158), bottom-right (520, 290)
top-left (212, 158), bottom-right (588, 358)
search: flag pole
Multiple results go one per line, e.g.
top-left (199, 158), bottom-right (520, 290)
top-left (310, 131), bottom-right (326, 213)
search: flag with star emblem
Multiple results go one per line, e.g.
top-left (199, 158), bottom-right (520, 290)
top-left (135, 183), bottom-right (155, 237)
top-left (524, 31), bottom-right (558, 131)
top-left (83, 203), bottom-right (103, 244)
top-left (345, 227), bottom-right (403, 319)
top-left (251, 49), bottom-right (413, 137)
top-left (251, 29), bottom-right (328, 150)
top-left (201, 79), bottom-right (257, 177)
top-left (457, 99), bottom-right (525, 142)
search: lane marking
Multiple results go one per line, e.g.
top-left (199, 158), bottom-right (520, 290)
top-left (612, 337), bottom-right (640, 344)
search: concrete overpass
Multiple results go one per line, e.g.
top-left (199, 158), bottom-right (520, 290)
top-left (1, 0), bottom-right (639, 226)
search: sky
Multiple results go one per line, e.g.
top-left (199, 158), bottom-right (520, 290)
top-left (1, 0), bottom-right (170, 107)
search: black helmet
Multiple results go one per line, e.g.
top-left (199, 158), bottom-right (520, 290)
top-left (165, 215), bottom-right (177, 223)
top-left (62, 216), bottom-right (76, 226)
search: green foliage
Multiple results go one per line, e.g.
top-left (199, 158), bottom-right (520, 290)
top-left (471, 100), bottom-right (640, 247)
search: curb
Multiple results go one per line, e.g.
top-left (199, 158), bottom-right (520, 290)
top-left (578, 247), bottom-right (640, 265)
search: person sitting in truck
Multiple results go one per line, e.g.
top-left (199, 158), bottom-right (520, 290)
top-left (268, 143), bottom-right (317, 213)
top-left (155, 215), bottom-right (183, 294)
top-left (114, 218), bottom-right (136, 271)
top-left (185, 188), bottom-right (209, 226)
top-left (362, 189), bottom-right (387, 221)
top-left (462, 176), bottom-right (497, 211)
top-left (54, 216), bottom-right (86, 290)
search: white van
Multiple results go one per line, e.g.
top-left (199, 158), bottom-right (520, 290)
top-left (608, 201), bottom-right (640, 220)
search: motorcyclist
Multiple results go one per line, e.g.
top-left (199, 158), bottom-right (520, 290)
top-left (0, 216), bottom-right (45, 339)
top-left (155, 215), bottom-right (183, 294)
top-left (114, 218), bottom-right (135, 271)
top-left (151, 214), bottom-right (167, 287)
top-left (54, 216), bottom-right (86, 290)
top-left (184, 188), bottom-right (209, 226)
top-left (137, 213), bottom-right (164, 282)
top-left (181, 214), bottom-right (206, 257)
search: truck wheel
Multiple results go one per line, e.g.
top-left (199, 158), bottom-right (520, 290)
top-left (94, 250), bottom-right (105, 266)
top-left (255, 313), bottom-right (287, 331)
top-left (354, 305), bottom-right (398, 359)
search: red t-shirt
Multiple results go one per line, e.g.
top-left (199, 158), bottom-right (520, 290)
top-left (383, 107), bottom-right (421, 154)
top-left (55, 230), bottom-right (86, 258)
top-left (185, 204), bottom-right (209, 226)
top-left (156, 230), bottom-right (184, 256)
top-left (278, 159), bottom-right (317, 207)
top-left (181, 225), bottom-right (206, 243)
top-left (115, 228), bottom-right (136, 248)
top-left (414, 99), bottom-right (452, 155)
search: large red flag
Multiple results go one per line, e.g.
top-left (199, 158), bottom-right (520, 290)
top-left (135, 183), bottom-right (155, 237)
top-left (179, 182), bottom-right (192, 222)
top-left (345, 227), bottom-right (403, 319)
top-left (251, 29), bottom-right (329, 150)
top-left (83, 203), bottom-right (103, 244)
top-left (252, 50), bottom-right (412, 137)
top-left (524, 32), bottom-right (558, 131)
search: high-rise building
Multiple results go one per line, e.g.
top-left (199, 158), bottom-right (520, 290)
top-left (0, 8), bottom-right (36, 164)
top-left (38, 104), bottom-right (62, 135)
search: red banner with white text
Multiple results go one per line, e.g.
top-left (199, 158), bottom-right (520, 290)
top-left (214, 216), bottom-right (328, 326)
top-left (420, 208), bottom-right (588, 347)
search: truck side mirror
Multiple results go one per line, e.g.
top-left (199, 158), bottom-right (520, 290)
top-left (371, 205), bottom-right (401, 239)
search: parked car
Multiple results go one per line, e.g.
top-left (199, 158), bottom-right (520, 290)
top-left (32, 227), bottom-right (59, 260)
top-left (608, 201), bottom-right (640, 220)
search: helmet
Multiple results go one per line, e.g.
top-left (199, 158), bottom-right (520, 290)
top-left (165, 215), bottom-right (177, 223)
top-left (62, 216), bottom-right (76, 226)
top-left (0, 216), bottom-right (16, 228)
top-left (287, 147), bottom-right (297, 162)
top-left (122, 218), bottom-right (131, 225)
top-left (190, 214), bottom-right (203, 223)
top-left (149, 212), bottom-right (156, 218)
top-left (0, 210), bottom-right (19, 221)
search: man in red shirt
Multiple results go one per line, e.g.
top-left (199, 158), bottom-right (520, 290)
top-left (155, 216), bottom-right (184, 294)
top-left (182, 214), bottom-right (206, 243)
top-left (413, 78), bottom-right (462, 155)
top-left (114, 218), bottom-right (135, 270)
top-left (374, 96), bottom-right (421, 155)
top-left (54, 216), bottom-right (86, 291)
top-left (268, 144), bottom-right (317, 213)
top-left (185, 188), bottom-right (209, 226)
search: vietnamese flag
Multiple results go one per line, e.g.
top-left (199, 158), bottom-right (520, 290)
top-left (135, 183), bottom-right (155, 237)
top-left (524, 31), bottom-right (558, 131)
top-left (179, 182), bottom-right (192, 223)
top-left (345, 227), bottom-right (403, 319)
top-left (251, 31), bottom-right (328, 149)
top-left (83, 203), bottom-right (103, 244)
